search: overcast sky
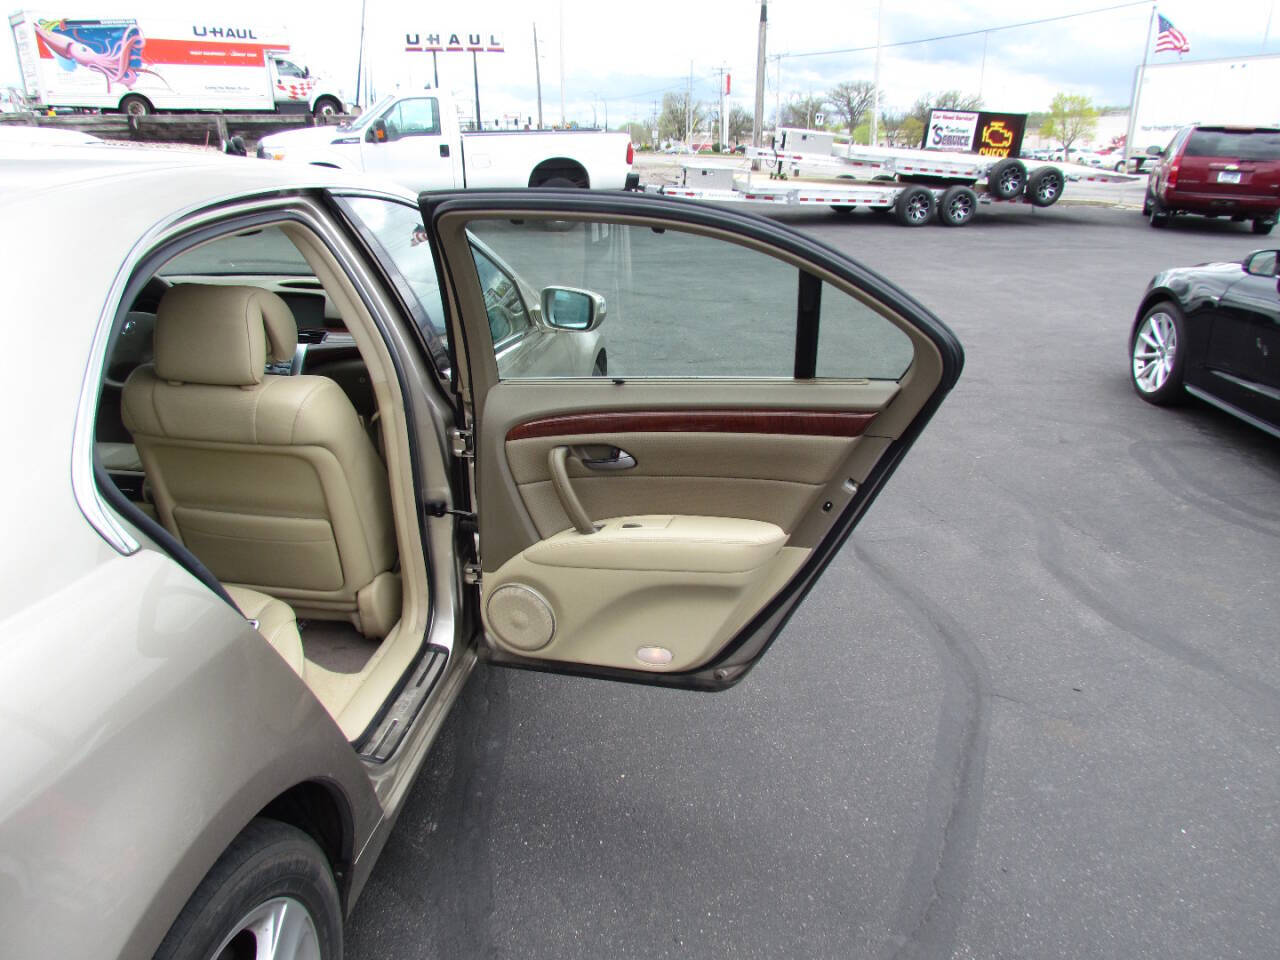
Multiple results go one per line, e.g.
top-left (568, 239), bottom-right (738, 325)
top-left (5, 1), bottom-right (1277, 125)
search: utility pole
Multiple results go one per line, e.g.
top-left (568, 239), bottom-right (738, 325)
top-left (752, 1), bottom-right (767, 147)
top-left (871, 0), bottom-right (882, 145)
top-left (687, 61), bottom-right (694, 144)
top-left (472, 51), bottom-right (482, 131)
top-left (532, 22), bottom-right (543, 129)
top-left (715, 65), bottom-right (727, 147)
top-left (558, 0), bottom-right (566, 127)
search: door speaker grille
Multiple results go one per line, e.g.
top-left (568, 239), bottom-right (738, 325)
top-left (486, 584), bottom-right (555, 651)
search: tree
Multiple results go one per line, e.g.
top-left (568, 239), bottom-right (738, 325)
top-left (827, 80), bottom-right (876, 138)
top-left (621, 121), bottom-right (650, 149)
top-left (781, 94), bottom-right (827, 129)
top-left (728, 106), bottom-right (752, 144)
top-left (908, 90), bottom-right (984, 126)
top-left (1041, 92), bottom-right (1099, 154)
top-left (659, 91), bottom-right (706, 141)
top-left (880, 111), bottom-right (923, 148)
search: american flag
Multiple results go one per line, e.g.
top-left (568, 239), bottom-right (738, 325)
top-left (1155, 14), bottom-right (1190, 54)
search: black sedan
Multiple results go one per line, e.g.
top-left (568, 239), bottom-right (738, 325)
top-left (1130, 249), bottom-right (1280, 438)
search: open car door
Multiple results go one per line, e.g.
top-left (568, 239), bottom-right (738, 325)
top-left (420, 191), bottom-right (962, 689)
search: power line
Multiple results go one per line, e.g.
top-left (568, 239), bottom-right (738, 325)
top-left (779, 0), bottom-right (1152, 60)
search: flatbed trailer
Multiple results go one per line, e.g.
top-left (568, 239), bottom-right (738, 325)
top-left (653, 128), bottom-right (1139, 227)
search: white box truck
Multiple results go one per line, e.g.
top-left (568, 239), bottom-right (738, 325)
top-left (8, 12), bottom-right (346, 116)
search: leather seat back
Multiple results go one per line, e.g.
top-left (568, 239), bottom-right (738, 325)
top-left (123, 284), bottom-right (400, 636)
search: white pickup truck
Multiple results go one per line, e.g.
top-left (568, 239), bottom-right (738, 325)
top-left (255, 91), bottom-right (638, 192)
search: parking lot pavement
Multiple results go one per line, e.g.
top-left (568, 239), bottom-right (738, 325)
top-left (345, 204), bottom-right (1278, 960)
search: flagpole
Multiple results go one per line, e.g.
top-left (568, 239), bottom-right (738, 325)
top-left (1123, 4), bottom-right (1157, 170)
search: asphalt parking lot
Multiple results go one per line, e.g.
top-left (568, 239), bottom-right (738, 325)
top-left (346, 203), bottom-right (1278, 960)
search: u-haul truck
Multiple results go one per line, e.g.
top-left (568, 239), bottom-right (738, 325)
top-left (8, 12), bottom-right (346, 116)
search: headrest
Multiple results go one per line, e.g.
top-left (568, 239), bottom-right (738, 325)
top-left (154, 284), bottom-right (298, 386)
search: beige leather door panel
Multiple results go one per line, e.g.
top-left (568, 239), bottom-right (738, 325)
top-left (419, 192), bottom-right (963, 688)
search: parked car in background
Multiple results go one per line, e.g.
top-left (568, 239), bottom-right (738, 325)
top-left (256, 90), bottom-right (638, 193)
top-left (1144, 125), bottom-right (1280, 234)
top-left (1129, 249), bottom-right (1279, 438)
top-left (0, 144), bottom-right (960, 959)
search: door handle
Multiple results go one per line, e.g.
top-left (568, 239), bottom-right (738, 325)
top-left (579, 446), bottom-right (636, 471)
top-left (440, 144), bottom-right (450, 157)
top-left (548, 446), bottom-right (598, 535)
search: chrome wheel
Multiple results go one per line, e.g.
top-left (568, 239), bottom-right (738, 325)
top-left (1035, 175), bottom-right (1060, 204)
top-left (1132, 310), bottom-right (1177, 393)
top-left (946, 192), bottom-right (973, 222)
top-left (211, 897), bottom-right (321, 960)
top-left (904, 193), bottom-right (931, 224)
top-left (999, 167), bottom-right (1024, 195)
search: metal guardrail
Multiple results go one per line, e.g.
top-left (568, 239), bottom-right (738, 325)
top-left (0, 111), bottom-right (353, 148)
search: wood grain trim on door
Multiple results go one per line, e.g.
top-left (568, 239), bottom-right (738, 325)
top-left (505, 409), bottom-right (878, 441)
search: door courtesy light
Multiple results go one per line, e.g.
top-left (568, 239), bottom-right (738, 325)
top-left (636, 646), bottom-right (673, 666)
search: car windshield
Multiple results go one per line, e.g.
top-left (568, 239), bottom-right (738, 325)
top-left (1185, 130), bottom-right (1280, 161)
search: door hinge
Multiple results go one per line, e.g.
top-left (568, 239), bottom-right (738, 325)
top-left (423, 500), bottom-right (477, 533)
top-left (463, 563), bottom-right (482, 586)
top-left (449, 427), bottom-right (473, 459)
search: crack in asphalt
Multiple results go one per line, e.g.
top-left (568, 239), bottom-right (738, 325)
top-left (852, 541), bottom-right (993, 960)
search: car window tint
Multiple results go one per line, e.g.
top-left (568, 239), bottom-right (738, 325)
top-left (341, 196), bottom-right (448, 348)
top-left (1185, 130), bottom-right (1280, 161)
top-left (465, 219), bottom-right (913, 380)
top-left (273, 59), bottom-right (304, 78)
top-left (159, 226), bottom-right (312, 276)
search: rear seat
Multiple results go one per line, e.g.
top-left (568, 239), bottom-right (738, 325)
top-left (225, 585), bottom-right (305, 678)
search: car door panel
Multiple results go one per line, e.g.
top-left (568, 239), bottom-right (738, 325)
top-left (421, 192), bottom-right (961, 688)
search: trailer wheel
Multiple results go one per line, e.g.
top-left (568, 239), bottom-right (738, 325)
top-left (894, 186), bottom-right (934, 227)
top-left (986, 158), bottom-right (1026, 199)
top-left (1026, 166), bottom-right (1064, 207)
top-left (938, 185), bottom-right (977, 226)
top-left (119, 94), bottom-right (153, 117)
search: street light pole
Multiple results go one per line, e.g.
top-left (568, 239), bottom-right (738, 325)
top-left (533, 22), bottom-right (543, 129)
top-left (752, 1), bottom-right (767, 147)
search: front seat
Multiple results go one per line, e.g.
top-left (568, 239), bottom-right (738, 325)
top-left (123, 284), bottom-right (401, 637)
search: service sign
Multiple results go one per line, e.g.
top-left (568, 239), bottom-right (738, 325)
top-left (404, 31), bottom-right (504, 53)
top-left (924, 110), bottom-right (980, 151)
top-left (923, 110), bottom-right (1027, 158)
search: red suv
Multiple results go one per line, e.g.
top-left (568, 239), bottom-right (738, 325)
top-left (1144, 125), bottom-right (1280, 234)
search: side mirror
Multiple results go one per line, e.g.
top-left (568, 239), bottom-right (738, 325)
top-left (303, 66), bottom-right (311, 78)
top-left (541, 286), bottom-right (606, 331)
top-left (367, 119), bottom-right (388, 143)
top-left (223, 134), bottom-right (247, 156)
top-left (1243, 250), bottom-right (1279, 277)
top-left (1146, 145), bottom-right (1164, 157)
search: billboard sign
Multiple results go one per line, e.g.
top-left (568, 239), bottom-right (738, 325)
top-left (923, 109), bottom-right (1027, 158)
top-left (404, 31), bottom-right (504, 53)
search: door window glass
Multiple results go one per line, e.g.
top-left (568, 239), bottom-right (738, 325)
top-left (472, 247), bottom-right (531, 345)
top-left (273, 59), bottom-right (304, 78)
top-left (383, 98), bottom-right (441, 138)
top-left (463, 218), bottom-right (913, 380)
top-left (340, 196), bottom-right (449, 363)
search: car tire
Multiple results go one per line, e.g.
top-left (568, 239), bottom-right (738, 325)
top-left (313, 97), bottom-right (342, 119)
top-left (1130, 301), bottom-right (1186, 406)
top-left (1252, 218), bottom-right (1275, 235)
top-left (938, 185), bottom-right (977, 226)
top-left (119, 94), bottom-right (152, 117)
top-left (893, 185), bottom-right (934, 226)
top-left (537, 176), bottom-right (582, 232)
top-left (1025, 167), bottom-right (1064, 208)
top-left (154, 819), bottom-right (342, 960)
top-left (1149, 194), bottom-right (1171, 228)
top-left (986, 158), bottom-right (1027, 200)
top-left (1142, 188), bottom-right (1152, 216)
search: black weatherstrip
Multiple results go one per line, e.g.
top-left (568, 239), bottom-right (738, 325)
top-left (794, 270), bottom-right (821, 379)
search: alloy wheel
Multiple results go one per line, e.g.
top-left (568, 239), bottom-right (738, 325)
top-left (905, 194), bottom-right (931, 224)
top-left (947, 192), bottom-right (973, 223)
top-left (211, 897), bottom-right (321, 960)
top-left (1132, 310), bottom-right (1177, 393)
